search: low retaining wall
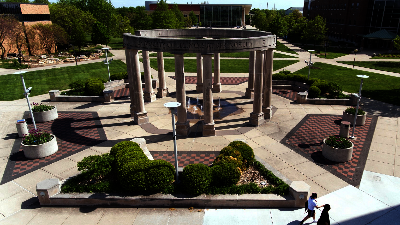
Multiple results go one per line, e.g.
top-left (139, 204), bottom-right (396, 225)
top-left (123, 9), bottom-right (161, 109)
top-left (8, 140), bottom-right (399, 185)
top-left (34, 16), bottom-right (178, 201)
top-left (273, 80), bottom-right (357, 106)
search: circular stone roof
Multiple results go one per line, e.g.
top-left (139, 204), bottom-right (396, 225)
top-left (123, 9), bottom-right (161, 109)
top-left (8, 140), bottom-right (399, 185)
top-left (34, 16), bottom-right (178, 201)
top-left (123, 29), bottom-right (276, 54)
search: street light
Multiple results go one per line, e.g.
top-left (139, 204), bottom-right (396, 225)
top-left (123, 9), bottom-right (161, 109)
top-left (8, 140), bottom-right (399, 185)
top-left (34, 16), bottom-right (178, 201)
top-left (164, 102), bottom-right (181, 181)
top-left (17, 71), bottom-right (37, 130)
top-left (102, 47), bottom-right (112, 82)
top-left (350, 75), bottom-right (368, 139)
top-left (305, 50), bottom-right (315, 80)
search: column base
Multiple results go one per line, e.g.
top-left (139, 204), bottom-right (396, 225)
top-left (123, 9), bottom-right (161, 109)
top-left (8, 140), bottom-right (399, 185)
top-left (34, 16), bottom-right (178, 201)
top-left (196, 83), bottom-right (203, 93)
top-left (157, 88), bottom-right (169, 98)
top-left (212, 83), bottom-right (222, 93)
top-left (144, 92), bottom-right (156, 102)
top-left (250, 112), bottom-right (265, 126)
top-left (245, 88), bottom-right (254, 99)
top-left (203, 122), bottom-right (215, 136)
top-left (176, 121), bottom-right (190, 136)
top-left (133, 112), bottom-right (149, 125)
top-left (262, 106), bottom-right (273, 119)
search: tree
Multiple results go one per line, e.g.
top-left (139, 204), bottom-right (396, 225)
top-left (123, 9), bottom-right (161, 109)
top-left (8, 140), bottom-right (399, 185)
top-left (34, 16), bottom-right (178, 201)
top-left (171, 4), bottom-right (184, 29)
top-left (268, 12), bottom-right (288, 37)
top-left (50, 3), bottom-right (95, 48)
top-left (302, 15), bottom-right (327, 45)
top-left (33, 0), bottom-right (50, 4)
top-left (189, 11), bottom-right (198, 26)
top-left (151, 0), bottom-right (178, 29)
top-left (0, 15), bottom-right (21, 59)
top-left (91, 21), bottom-right (111, 45)
top-left (111, 13), bottom-right (133, 37)
top-left (251, 9), bottom-right (268, 31)
top-left (115, 6), bottom-right (151, 31)
top-left (30, 23), bottom-right (68, 54)
top-left (394, 35), bottom-right (400, 50)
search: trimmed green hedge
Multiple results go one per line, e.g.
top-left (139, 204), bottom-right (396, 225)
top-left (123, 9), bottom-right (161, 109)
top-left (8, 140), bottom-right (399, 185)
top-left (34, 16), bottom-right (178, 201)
top-left (182, 163), bottom-right (211, 195)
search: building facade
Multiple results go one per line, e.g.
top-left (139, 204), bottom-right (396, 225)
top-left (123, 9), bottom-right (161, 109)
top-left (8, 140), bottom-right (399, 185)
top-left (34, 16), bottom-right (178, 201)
top-left (303, 0), bottom-right (400, 48)
top-left (147, 2), bottom-right (252, 28)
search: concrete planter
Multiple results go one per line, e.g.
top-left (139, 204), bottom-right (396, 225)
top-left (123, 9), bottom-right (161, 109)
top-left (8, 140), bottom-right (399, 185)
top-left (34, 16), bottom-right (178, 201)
top-left (342, 111), bottom-right (366, 126)
top-left (22, 135), bottom-right (58, 159)
top-left (33, 106), bottom-right (58, 122)
top-left (322, 138), bottom-right (354, 162)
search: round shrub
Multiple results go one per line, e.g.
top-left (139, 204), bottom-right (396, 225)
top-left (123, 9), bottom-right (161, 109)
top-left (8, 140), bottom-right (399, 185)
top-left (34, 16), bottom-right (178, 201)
top-left (214, 155), bottom-right (243, 170)
top-left (218, 146), bottom-right (243, 163)
top-left (85, 78), bottom-right (104, 96)
top-left (313, 80), bottom-right (330, 94)
top-left (228, 141), bottom-right (255, 167)
top-left (344, 107), bottom-right (365, 115)
top-left (182, 163), bottom-right (212, 195)
top-left (118, 159), bottom-right (175, 193)
top-left (115, 148), bottom-right (148, 167)
top-left (308, 86), bottom-right (321, 98)
top-left (306, 78), bottom-right (321, 86)
top-left (211, 162), bottom-right (241, 187)
top-left (110, 141), bottom-right (141, 157)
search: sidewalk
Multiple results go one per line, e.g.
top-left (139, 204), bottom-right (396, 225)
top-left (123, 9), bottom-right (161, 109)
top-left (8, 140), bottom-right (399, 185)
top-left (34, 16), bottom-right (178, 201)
top-left (0, 42), bottom-right (399, 224)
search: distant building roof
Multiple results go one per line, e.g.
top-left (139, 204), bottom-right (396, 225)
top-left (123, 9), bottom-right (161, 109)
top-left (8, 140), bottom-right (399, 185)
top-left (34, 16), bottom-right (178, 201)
top-left (285, 7), bottom-right (303, 15)
top-left (363, 29), bottom-right (397, 40)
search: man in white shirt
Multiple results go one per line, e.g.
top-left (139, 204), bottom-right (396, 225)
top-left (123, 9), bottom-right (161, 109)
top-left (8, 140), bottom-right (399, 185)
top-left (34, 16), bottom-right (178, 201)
top-left (300, 193), bottom-right (325, 224)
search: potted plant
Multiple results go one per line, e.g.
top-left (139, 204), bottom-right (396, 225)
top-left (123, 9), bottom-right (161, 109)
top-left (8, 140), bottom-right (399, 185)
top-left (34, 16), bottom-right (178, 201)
top-left (22, 129), bottom-right (58, 159)
top-left (342, 107), bottom-right (366, 126)
top-left (32, 102), bottom-right (58, 122)
top-left (322, 135), bottom-right (354, 162)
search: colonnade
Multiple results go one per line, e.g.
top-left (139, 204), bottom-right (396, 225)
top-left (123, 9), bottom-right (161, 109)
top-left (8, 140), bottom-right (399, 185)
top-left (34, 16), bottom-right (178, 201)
top-left (125, 48), bottom-right (273, 136)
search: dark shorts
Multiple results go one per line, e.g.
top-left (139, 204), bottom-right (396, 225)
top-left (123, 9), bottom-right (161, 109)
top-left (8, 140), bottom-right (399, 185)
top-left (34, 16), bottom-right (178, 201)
top-left (307, 209), bottom-right (315, 217)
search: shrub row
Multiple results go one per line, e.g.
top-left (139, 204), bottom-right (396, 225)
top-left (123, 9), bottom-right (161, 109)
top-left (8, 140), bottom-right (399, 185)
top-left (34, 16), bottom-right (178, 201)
top-left (63, 78), bottom-right (106, 96)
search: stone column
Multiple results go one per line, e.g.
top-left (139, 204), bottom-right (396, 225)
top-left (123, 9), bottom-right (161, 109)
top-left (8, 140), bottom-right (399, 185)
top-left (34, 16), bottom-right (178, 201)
top-left (245, 51), bottom-right (255, 99)
top-left (263, 49), bottom-right (274, 119)
top-left (196, 53), bottom-right (203, 93)
top-left (142, 51), bottom-right (156, 102)
top-left (126, 48), bottom-right (148, 125)
top-left (174, 54), bottom-right (190, 136)
top-left (202, 54), bottom-right (215, 136)
top-left (157, 52), bottom-right (168, 98)
top-left (212, 53), bottom-right (221, 93)
top-left (250, 50), bottom-right (264, 126)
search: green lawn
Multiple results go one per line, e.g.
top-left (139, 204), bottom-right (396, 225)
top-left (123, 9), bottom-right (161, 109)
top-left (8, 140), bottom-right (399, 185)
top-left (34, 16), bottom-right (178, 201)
top-left (314, 52), bottom-right (347, 59)
top-left (276, 41), bottom-right (297, 55)
top-left (0, 60), bottom-right (127, 101)
top-left (295, 62), bottom-right (400, 105)
top-left (108, 38), bottom-right (124, 50)
top-left (338, 61), bottom-right (400, 73)
top-left (148, 58), bottom-right (298, 73)
top-left (149, 51), bottom-right (296, 58)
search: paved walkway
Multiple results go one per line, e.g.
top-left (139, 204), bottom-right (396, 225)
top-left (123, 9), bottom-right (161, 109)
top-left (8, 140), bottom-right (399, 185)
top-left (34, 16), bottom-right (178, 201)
top-left (0, 39), bottom-right (399, 224)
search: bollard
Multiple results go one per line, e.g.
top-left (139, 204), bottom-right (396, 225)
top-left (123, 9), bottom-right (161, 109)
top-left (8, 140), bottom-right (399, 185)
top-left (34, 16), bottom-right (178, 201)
top-left (16, 119), bottom-right (28, 138)
top-left (339, 121), bottom-right (351, 138)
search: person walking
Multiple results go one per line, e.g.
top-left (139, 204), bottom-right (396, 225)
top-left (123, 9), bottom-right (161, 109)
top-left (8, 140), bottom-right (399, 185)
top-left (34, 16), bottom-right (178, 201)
top-left (300, 193), bottom-right (325, 224)
top-left (317, 204), bottom-right (331, 225)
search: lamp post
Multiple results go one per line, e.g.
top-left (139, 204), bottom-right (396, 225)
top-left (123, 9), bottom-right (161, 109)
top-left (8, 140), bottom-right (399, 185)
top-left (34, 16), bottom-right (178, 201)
top-left (17, 71), bottom-right (36, 130)
top-left (305, 50), bottom-right (315, 80)
top-left (353, 49), bottom-right (358, 69)
top-left (350, 75), bottom-right (368, 139)
top-left (164, 102), bottom-right (181, 181)
top-left (102, 47), bottom-right (112, 82)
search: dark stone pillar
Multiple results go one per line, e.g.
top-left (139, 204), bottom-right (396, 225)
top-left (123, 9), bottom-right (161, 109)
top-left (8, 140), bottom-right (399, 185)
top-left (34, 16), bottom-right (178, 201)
top-left (202, 54), bottom-right (215, 136)
top-left (174, 54), bottom-right (190, 136)
top-left (250, 50), bottom-right (264, 126)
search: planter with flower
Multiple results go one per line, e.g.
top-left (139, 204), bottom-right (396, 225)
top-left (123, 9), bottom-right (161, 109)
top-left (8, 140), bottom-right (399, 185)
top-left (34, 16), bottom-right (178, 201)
top-left (322, 136), bottom-right (354, 162)
top-left (22, 129), bottom-right (58, 159)
top-left (342, 107), bottom-right (366, 126)
top-left (32, 102), bottom-right (58, 122)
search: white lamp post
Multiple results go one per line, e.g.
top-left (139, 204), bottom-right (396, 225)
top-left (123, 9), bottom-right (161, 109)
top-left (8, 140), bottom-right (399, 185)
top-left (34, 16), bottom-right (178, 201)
top-left (164, 102), bottom-right (181, 181)
top-left (102, 47), bottom-right (112, 82)
top-left (350, 75), bottom-right (369, 139)
top-left (17, 71), bottom-right (36, 130)
top-left (305, 50), bottom-right (315, 80)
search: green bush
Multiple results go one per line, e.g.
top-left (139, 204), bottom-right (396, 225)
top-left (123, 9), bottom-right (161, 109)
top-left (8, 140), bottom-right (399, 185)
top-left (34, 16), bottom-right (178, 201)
top-left (228, 141), bottom-right (255, 168)
top-left (61, 174), bottom-right (113, 193)
top-left (110, 72), bottom-right (128, 81)
top-left (182, 163), bottom-right (212, 195)
top-left (77, 153), bottom-right (114, 180)
top-left (118, 159), bottom-right (175, 193)
top-left (217, 146), bottom-right (243, 164)
top-left (254, 161), bottom-right (289, 196)
top-left (110, 141), bottom-right (141, 157)
top-left (213, 155), bottom-right (244, 171)
top-left (308, 86), bottom-right (321, 98)
top-left (85, 78), bottom-right (104, 96)
top-left (211, 162), bottom-right (241, 187)
top-left (344, 107), bottom-right (365, 115)
top-left (69, 80), bottom-right (86, 92)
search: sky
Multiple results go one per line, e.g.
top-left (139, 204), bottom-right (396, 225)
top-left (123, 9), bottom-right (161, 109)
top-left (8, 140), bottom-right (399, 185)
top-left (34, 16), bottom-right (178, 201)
top-left (49, 0), bottom-right (305, 10)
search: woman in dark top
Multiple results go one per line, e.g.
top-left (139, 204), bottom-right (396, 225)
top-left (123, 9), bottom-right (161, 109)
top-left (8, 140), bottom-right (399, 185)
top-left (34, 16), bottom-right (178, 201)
top-left (317, 204), bottom-right (331, 225)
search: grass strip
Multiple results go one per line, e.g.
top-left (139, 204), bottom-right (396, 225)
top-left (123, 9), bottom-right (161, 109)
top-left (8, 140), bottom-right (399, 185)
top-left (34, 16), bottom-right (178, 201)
top-left (337, 61), bottom-right (400, 74)
top-left (0, 60), bottom-right (127, 101)
top-left (276, 41), bottom-right (297, 55)
top-left (295, 62), bottom-right (400, 106)
top-left (148, 58), bottom-right (298, 73)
